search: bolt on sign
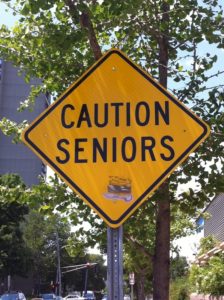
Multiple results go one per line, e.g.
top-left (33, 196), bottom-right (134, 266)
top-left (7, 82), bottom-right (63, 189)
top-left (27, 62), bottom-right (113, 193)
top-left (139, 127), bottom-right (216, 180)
top-left (22, 49), bottom-right (210, 228)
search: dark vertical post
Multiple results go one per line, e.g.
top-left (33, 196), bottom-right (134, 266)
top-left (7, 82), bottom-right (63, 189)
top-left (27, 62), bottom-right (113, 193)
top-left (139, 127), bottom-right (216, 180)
top-left (56, 231), bottom-right (62, 296)
top-left (7, 275), bottom-right (10, 292)
top-left (131, 285), bottom-right (134, 300)
top-left (107, 226), bottom-right (123, 300)
top-left (84, 266), bottom-right (89, 296)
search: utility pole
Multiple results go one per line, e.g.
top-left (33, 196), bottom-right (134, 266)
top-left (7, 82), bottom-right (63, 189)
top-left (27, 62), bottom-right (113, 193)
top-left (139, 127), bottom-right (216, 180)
top-left (84, 263), bottom-right (89, 296)
top-left (7, 275), bottom-right (11, 292)
top-left (62, 263), bottom-right (97, 296)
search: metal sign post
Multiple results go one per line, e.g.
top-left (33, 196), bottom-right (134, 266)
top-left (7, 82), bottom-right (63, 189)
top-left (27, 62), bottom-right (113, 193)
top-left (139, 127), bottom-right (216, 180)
top-left (107, 226), bottom-right (123, 300)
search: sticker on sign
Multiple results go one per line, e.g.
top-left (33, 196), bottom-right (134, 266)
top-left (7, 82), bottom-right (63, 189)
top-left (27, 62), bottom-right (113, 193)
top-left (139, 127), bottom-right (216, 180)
top-left (22, 48), bottom-right (210, 228)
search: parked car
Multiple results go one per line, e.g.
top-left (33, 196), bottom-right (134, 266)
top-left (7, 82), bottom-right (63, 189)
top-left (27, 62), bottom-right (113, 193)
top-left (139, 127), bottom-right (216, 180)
top-left (1, 294), bottom-right (17, 300)
top-left (101, 295), bottom-right (107, 300)
top-left (1, 292), bottom-right (26, 300)
top-left (41, 294), bottom-right (56, 300)
top-left (18, 293), bottom-right (26, 300)
top-left (83, 291), bottom-right (95, 300)
top-left (63, 295), bottom-right (84, 300)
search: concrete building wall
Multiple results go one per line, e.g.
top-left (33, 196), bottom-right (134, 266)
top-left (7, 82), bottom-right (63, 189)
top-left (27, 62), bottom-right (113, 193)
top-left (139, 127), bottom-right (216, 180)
top-left (204, 193), bottom-right (224, 242)
top-left (0, 60), bottom-right (47, 185)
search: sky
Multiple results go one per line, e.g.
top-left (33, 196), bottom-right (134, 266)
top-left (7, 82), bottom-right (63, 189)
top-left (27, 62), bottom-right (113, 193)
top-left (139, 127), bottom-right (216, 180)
top-left (0, 2), bottom-right (20, 27)
top-left (0, 1), bottom-right (223, 260)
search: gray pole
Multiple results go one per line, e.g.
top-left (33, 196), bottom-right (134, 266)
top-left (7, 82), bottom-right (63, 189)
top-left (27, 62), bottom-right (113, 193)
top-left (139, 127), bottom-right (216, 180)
top-left (107, 226), bottom-right (123, 300)
top-left (131, 285), bottom-right (134, 300)
top-left (56, 231), bottom-right (62, 296)
top-left (84, 266), bottom-right (89, 296)
top-left (7, 275), bottom-right (11, 292)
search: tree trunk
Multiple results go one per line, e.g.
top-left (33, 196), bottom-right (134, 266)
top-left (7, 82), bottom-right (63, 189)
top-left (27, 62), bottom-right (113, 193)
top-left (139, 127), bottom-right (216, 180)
top-left (152, 182), bottom-right (170, 300)
top-left (153, 2), bottom-right (170, 300)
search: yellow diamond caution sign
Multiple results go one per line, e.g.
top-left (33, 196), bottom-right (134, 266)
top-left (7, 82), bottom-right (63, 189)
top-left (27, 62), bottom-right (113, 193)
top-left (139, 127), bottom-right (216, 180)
top-left (22, 49), bottom-right (210, 228)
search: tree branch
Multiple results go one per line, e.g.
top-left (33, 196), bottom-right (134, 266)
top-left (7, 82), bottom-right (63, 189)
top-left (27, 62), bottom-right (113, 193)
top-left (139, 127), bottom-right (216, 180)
top-left (64, 0), bottom-right (102, 61)
top-left (79, 11), bottom-right (102, 60)
top-left (124, 232), bottom-right (153, 262)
